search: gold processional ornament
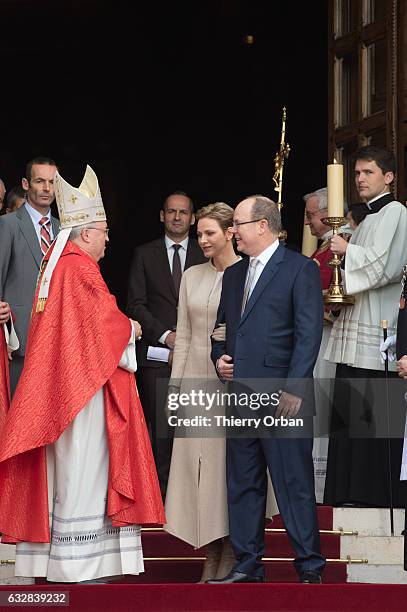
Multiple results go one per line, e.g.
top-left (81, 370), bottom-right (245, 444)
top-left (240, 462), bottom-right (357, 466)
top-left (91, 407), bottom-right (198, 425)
top-left (273, 107), bottom-right (290, 241)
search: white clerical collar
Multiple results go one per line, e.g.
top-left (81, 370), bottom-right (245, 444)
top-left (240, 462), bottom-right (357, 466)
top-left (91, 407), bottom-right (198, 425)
top-left (251, 239), bottom-right (279, 267)
top-left (366, 190), bottom-right (391, 209)
top-left (25, 201), bottom-right (51, 224)
top-left (165, 235), bottom-right (189, 251)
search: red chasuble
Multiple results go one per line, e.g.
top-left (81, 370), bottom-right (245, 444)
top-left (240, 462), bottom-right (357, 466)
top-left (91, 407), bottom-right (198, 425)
top-left (311, 240), bottom-right (334, 291)
top-left (0, 241), bottom-right (165, 543)
top-left (0, 326), bottom-right (10, 436)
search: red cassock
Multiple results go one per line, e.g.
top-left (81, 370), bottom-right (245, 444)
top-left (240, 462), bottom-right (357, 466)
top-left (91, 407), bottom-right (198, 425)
top-left (0, 326), bottom-right (10, 436)
top-left (311, 240), bottom-right (334, 291)
top-left (0, 241), bottom-right (165, 543)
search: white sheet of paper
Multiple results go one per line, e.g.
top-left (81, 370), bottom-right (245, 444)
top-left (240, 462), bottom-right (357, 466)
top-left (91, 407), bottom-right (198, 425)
top-left (118, 323), bottom-right (137, 373)
top-left (147, 346), bottom-right (170, 362)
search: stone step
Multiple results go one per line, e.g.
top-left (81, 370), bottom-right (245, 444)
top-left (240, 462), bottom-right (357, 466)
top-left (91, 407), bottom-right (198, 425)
top-left (331, 508), bottom-right (407, 583)
top-left (0, 544), bottom-right (17, 582)
top-left (341, 536), bottom-right (403, 566)
top-left (348, 564), bottom-right (407, 584)
top-left (333, 507), bottom-right (404, 537)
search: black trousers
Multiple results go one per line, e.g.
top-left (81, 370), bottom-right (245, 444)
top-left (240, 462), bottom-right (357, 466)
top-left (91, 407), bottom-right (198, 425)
top-left (136, 364), bottom-right (173, 498)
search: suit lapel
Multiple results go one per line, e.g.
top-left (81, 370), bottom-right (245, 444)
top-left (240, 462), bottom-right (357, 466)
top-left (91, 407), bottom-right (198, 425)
top-left (239, 244), bottom-right (285, 326)
top-left (17, 206), bottom-right (43, 269)
top-left (51, 216), bottom-right (60, 240)
top-left (156, 238), bottom-right (177, 301)
top-left (185, 239), bottom-right (198, 269)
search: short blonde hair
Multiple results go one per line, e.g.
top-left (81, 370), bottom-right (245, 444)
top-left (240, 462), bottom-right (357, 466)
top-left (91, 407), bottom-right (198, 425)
top-left (195, 202), bottom-right (234, 232)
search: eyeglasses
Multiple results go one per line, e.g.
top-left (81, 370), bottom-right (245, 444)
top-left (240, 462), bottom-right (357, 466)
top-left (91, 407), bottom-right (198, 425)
top-left (232, 218), bottom-right (266, 228)
top-left (87, 226), bottom-right (110, 236)
top-left (305, 210), bottom-right (326, 221)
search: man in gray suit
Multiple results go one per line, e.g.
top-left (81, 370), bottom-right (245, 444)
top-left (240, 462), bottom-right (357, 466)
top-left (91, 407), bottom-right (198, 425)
top-left (0, 157), bottom-right (59, 394)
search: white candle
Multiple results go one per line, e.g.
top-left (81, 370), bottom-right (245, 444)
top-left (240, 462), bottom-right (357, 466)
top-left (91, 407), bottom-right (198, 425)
top-left (301, 223), bottom-right (318, 257)
top-left (327, 160), bottom-right (344, 217)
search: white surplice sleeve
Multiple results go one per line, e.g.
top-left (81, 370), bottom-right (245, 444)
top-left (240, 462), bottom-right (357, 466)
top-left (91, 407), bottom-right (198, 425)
top-left (118, 321), bottom-right (137, 373)
top-left (345, 203), bottom-right (407, 295)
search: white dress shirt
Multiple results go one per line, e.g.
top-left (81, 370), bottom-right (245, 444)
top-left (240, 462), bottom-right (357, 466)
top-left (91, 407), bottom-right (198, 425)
top-left (164, 235), bottom-right (189, 273)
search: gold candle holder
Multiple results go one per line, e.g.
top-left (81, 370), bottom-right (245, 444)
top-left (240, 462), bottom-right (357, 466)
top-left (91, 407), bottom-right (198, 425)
top-left (322, 216), bottom-right (355, 306)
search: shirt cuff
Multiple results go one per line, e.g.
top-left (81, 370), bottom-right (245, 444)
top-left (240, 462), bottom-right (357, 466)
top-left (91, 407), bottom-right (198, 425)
top-left (159, 330), bottom-right (172, 345)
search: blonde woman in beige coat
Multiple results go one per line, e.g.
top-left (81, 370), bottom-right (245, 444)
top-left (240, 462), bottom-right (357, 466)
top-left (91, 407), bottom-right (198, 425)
top-left (164, 203), bottom-right (278, 582)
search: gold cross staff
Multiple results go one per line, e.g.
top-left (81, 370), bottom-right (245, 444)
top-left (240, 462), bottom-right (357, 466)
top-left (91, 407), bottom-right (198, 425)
top-left (272, 107), bottom-right (290, 212)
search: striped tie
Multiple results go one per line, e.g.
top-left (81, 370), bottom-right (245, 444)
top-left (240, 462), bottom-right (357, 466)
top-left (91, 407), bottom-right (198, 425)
top-left (39, 217), bottom-right (51, 255)
top-left (241, 258), bottom-right (258, 316)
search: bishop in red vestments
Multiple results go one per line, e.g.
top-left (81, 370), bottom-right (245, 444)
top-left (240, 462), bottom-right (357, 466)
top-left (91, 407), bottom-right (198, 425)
top-left (0, 166), bottom-right (164, 583)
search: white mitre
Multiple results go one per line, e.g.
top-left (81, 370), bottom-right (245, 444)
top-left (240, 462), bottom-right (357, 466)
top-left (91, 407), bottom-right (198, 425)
top-left (55, 164), bottom-right (106, 228)
top-left (36, 165), bottom-right (106, 312)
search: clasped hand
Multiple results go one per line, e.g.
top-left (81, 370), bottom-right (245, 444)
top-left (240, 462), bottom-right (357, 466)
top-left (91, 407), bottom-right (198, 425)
top-left (329, 234), bottom-right (348, 256)
top-left (217, 355), bottom-right (234, 380)
top-left (0, 301), bottom-right (10, 325)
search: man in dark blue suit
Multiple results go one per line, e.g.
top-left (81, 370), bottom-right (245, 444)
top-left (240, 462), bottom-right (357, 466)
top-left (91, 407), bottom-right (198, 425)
top-left (208, 195), bottom-right (325, 584)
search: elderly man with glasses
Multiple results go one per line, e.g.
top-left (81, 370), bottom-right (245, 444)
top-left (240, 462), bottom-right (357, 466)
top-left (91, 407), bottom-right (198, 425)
top-left (0, 165), bottom-right (164, 584)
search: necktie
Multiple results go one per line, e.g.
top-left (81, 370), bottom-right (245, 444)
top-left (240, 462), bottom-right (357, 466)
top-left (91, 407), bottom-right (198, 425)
top-left (172, 244), bottom-right (182, 297)
top-left (39, 217), bottom-right (51, 255)
top-left (241, 258), bottom-right (258, 316)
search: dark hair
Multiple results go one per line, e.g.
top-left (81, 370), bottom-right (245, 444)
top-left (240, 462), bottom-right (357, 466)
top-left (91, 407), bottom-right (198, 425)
top-left (6, 186), bottom-right (26, 211)
top-left (25, 156), bottom-right (57, 181)
top-left (163, 191), bottom-right (194, 212)
top-left (354, 146), bottom-right (396, 176)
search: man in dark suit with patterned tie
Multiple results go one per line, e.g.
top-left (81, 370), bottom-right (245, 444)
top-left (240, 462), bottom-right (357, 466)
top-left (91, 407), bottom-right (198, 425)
top-left (127, 191), bottom-right (206, 497)
top-left (0, 157), bottom-right (59, 394)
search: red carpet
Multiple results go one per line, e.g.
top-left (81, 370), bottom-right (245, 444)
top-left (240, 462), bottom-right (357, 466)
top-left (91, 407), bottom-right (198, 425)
top-left (128, 505), bottom-right (345, 584)
top-left (2, 584), bottom-right (407, 611)
top-left (121, 559), bottom-right (346, 584)
top-left (19, 506), bottom-right (389, 609)
top-left (272, 505), bottom-right (333, 530)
